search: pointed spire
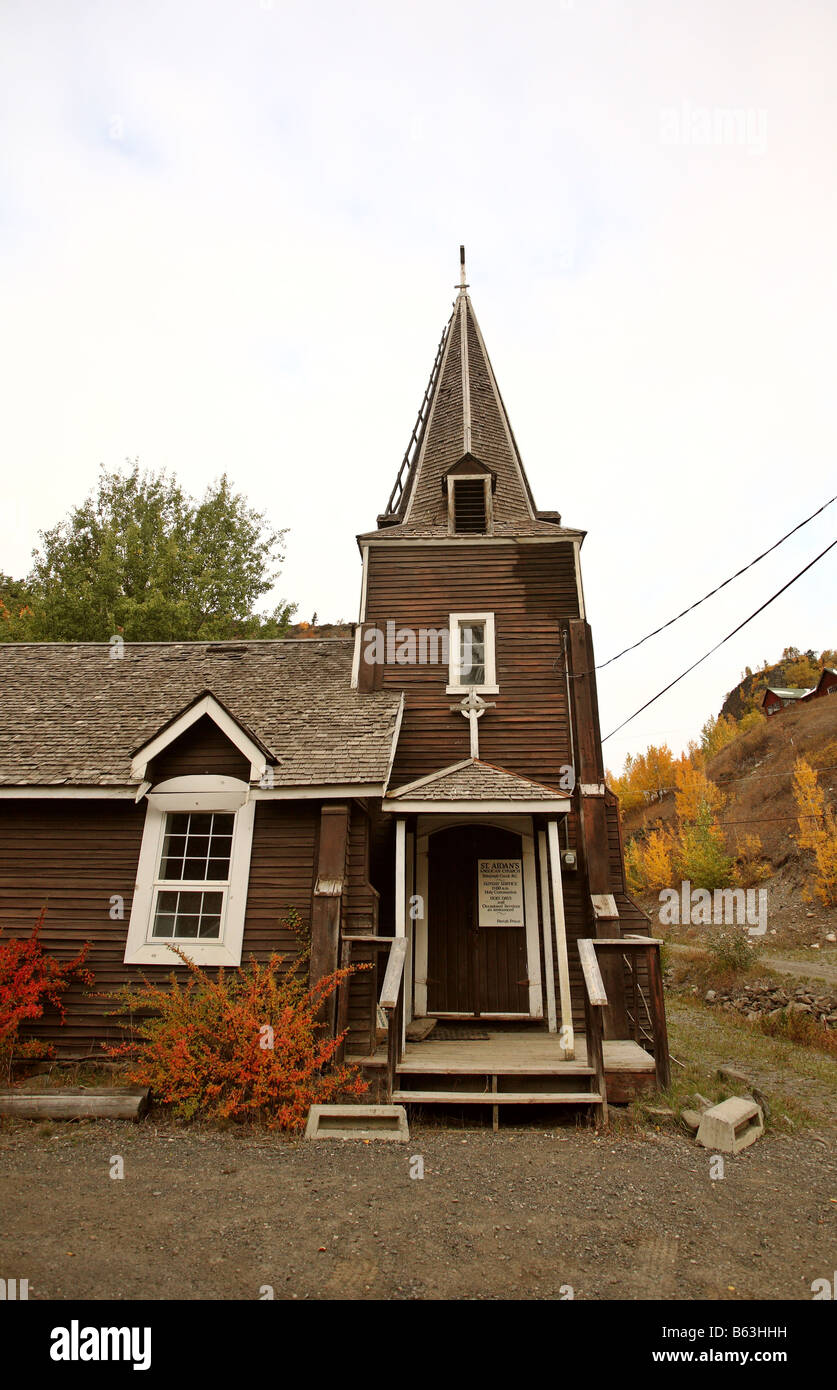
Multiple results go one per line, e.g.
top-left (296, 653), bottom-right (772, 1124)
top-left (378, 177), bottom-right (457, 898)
top-left (371, 254), bottom-right (570, 538)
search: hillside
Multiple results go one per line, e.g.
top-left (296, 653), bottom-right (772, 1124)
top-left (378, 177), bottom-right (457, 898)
top-left (721, 647), bottom-right (836, 719)
top-left (621, 694), bottom-right (837, 941)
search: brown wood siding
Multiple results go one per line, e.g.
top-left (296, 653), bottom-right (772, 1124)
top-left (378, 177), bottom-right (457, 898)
top-left (147, 714), bottom-right (251, 783)
top-left (364, 542), bottom-right (579, 788)
top-left (342, 805), bottom-right (380, 1040)
top-left (343, 806), bottom-right (379, 933)
top-left (0, 800), bottom-right (148, 1054)
top-left (242, 802), bottom-right (318, 956)
top-left (0, 799), bottom-right (319, 1054)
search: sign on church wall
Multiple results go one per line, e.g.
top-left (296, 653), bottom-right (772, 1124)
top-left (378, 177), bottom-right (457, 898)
top-left (477, 859), bottom-right (524, 928)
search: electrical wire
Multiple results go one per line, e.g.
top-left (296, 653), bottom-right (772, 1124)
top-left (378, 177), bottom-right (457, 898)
top-left (601, 537), bottom-right (837, 743)
top-left (597, 492), bottom-right (837, 669)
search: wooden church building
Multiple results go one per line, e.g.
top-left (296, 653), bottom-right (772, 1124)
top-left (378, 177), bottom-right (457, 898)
top-left (0, 253), bottom-right (668, 1121)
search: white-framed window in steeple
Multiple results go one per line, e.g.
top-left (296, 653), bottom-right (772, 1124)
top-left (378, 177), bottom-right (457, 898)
top-left (447, 612), bottom-right (498, 695)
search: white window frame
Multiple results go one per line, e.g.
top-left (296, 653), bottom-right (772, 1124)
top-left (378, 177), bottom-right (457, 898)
top-left (446, 612), bottom-right (498, 695)
top-left (124, 778), bottom-right (255, 967)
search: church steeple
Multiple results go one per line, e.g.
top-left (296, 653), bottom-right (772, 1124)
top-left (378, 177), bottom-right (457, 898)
top-left (368, 250), bottom-right (571, 540)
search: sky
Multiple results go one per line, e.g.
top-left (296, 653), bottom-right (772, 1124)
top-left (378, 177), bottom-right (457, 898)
top-left (1, 0), bottom-right (835, 772)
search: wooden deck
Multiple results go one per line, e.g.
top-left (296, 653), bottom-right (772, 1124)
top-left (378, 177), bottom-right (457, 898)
top-left (346, 1024), bottom-right (658, 1115)
top-left (396, 1030), bottom-right (654, 1076)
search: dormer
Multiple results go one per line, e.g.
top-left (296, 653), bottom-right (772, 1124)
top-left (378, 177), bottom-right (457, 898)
top-left (443, 453), bottom-right (496, 536)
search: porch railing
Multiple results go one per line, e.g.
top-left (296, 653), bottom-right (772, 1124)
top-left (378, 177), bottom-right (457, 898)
top-left (338, 933), bottom-right (407, 1100)
top-left (577, 939), bottom-right (608, 1125)
top-left (379, 937), bottom-right (407, 1102)
top-left (592, 936), bottom-right (671, 1090)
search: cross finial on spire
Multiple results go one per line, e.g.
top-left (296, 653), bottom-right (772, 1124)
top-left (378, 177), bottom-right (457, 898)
top-left (457, 244), bottom-right (468, 292)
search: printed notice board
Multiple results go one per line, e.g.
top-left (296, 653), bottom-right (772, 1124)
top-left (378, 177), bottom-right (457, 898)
top-left (478, 859), bottom-right (524, 928)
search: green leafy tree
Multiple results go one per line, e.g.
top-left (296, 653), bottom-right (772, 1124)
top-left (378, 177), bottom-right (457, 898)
top-left (674, 802), bottom-right (735, 891)
top-left (1, 463), bottom-right (296, 642)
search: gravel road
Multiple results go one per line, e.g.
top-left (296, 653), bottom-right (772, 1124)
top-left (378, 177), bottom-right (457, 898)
top-left (1, 1118), bottom-right (835, 1301)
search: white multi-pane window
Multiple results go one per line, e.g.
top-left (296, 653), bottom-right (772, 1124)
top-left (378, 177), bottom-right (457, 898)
top-left (447, 612), bottom-right (498, 694)
top-left (124, 785), bottom-right (255, 967)
top-left (151, 812), bottom-right (234, 941)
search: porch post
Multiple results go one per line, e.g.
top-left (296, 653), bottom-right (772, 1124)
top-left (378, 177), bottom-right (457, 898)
top-left (404, 829), bottom-right (415, 1037)
top-left (394, 818), bottom-right (406, 937)
top-left (547, 818), bottom-right (574, 1058)
top-left (521, 828), bottom-right (543, 1020)
top-left (414, 832), bottom-right (429, 1016)
top-left (537, 829), bottom-right (558, 1033)
top-left (309, 803), bottom-right (350, 1036)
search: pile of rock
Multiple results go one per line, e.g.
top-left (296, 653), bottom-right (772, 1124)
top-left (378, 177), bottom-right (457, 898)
top-left (699, 979), bottom-right (837, 1026)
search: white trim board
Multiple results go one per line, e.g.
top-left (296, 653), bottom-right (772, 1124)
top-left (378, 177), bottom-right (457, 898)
top-left (383, 797), bottom-right (570, 814)
top-left (0, 782), bottom-right (385, 802)
top-left (362, 535), bottom-right (585, 548)
top-left (382, 694), bottom-right (405, 796)
top-left (350, 546), bottom-right (370, 689)
top-left (412, 814), bottom-right (543, 1023)
top-left (387, 759), bottom-right (473, 799)
top-left (0, 787), bottom-right (138, 799)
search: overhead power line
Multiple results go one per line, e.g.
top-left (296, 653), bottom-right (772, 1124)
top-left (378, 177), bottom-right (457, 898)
top-left (602, 537), bottom-right (837, 743)
top-left (597, 493), bottom-right (837, 669)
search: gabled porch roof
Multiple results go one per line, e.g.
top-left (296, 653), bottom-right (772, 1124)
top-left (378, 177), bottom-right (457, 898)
top-left (383, 757), bottom-right (571, 814)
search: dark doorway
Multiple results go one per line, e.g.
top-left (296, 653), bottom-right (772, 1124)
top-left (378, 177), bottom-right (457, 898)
top-left (426, 824), bottom-right (529, 1015)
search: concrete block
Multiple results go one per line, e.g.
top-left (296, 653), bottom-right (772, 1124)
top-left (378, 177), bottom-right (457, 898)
top-left (681, 1108), bottom-right (702, 1134)
top-left (305, 1104), bottom-right (409, 1142)
top-left (696, 1097), bottom-right (764, 1153)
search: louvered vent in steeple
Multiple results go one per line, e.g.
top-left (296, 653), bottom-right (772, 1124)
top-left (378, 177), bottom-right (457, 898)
top-left (452, 478), bottom-right (488, 533)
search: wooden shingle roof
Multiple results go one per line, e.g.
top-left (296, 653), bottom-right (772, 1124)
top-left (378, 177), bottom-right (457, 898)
top-left (0, 639), bottom-right (402, 788)
top-left (386, 758), bottom-right (568, 805)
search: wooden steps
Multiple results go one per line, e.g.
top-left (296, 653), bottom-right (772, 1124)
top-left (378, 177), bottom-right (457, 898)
top-left (397, 1059), bottom-right (596, 1076)
top-left (349, 1028), bottom-right (658, 1123)
top-left (393, 1090), bottom-right (603, 1106)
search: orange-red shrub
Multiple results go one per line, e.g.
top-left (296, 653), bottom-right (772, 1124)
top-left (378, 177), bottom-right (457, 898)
top-left (107, 947), bottom-right (368, 1130)
top-left (0, 909), bottom-right (94, 1073)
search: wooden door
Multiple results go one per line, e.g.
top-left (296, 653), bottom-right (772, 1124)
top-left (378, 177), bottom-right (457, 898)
top-left (426, 825), bottom-right (529, 1015)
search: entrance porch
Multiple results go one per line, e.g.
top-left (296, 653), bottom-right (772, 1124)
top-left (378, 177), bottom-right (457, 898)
top-left (346, 1021), bottom-right (658, 1128)
top-left (336, 760), bottom-right (670, 1122)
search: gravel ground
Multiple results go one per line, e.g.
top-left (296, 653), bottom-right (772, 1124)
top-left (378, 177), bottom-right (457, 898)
top-left (1, 1118), bottom-right (835, 1301)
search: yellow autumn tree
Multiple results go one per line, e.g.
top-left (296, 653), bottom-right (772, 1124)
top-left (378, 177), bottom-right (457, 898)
top-left (794, 758), bottom-right (825, 851)
top-left (792, 757), bottom-right (837, 906)
top-left (641, 826), bottom-right (677, 891)
top-left (701, 714), bottom-right (740, 760)
top-left (733, 833), bottom-right (771, 887)
top-left (674, 764), bottom-right (726, 823)
top-left (624, 838), bottom-right (646, 894)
